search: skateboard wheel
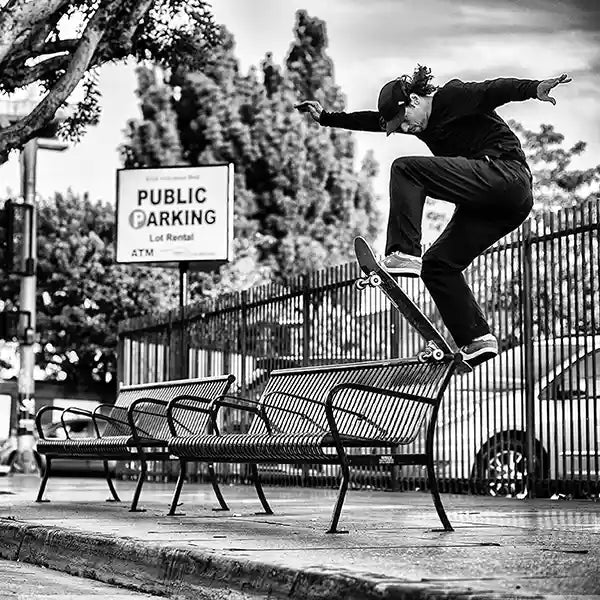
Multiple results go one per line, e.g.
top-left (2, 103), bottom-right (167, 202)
top-left (355, 278), bottom-right (367, 291)
top-left (369, 274), bottom-right (382, 286)
top-left (432, 349), bottom-right (444, 360)
top-left (417, 351), bottom-right (428, 363)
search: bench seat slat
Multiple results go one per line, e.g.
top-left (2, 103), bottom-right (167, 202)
top-left (170, 432), bottom-right (340, 462)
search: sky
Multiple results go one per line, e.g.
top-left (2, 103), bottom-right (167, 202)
top-left (0, 0), bottom-right (598, 245)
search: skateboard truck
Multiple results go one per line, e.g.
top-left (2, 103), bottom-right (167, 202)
top-left (417, 340), bottom-right (445, 363)
top-left (355, 272), bottom-right (382, 290)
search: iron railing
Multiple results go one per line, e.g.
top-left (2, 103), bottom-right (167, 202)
top-left (117, 198), bottom-right (600, 497)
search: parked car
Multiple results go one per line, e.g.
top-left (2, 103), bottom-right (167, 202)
top-left (434, 336), bottom-right (600, 496)
top-left (1, 416), bottom-right (117, 475)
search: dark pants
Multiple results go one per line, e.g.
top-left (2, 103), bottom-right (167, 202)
top-left (386, 155), bottom-right (533, 347)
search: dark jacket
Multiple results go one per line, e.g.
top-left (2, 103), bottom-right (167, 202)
top-left (319, 77), bottom-right (540, 163)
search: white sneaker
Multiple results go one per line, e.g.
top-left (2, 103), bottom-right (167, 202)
top-left (381, 251), bottom-right (422, 277)
top-left (460, 334), bottom-right (498, 367)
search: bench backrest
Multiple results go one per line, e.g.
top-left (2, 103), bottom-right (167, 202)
top-left (104, 375), bottom-right (235, 439)
top-left (248, 359), bottom-right (453, 445)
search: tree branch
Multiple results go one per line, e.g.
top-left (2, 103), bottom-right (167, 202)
top-left (0, 0), bottom-right (70, 65)
top-left (0, 0), bottom-right (123, 159)
top-left (3, 55), bottom-right (70, 90)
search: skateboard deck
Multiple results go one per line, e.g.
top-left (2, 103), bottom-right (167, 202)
top-left (354, 236), bottom-right (472, 374)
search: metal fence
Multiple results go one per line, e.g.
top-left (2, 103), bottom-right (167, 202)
top-left (117, 198), bottom-right (600, 497)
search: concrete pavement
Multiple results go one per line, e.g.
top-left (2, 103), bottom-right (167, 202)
top-left (0, 557), bottom-right (168, 599)
top-left (1, 474), bottom-right (599, 599)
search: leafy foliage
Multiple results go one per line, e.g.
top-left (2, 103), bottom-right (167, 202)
top-left (121, 10), bottom-right (381, 294)
top-left (509, 121), bottom-right (600, 210)
top-left (0, 0), bottom-right (222, 162)
top-left (1, 192), bottom-right (177, 387)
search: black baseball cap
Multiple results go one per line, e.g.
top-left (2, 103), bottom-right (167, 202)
top-left (378, 78), bottom-right (410, 135)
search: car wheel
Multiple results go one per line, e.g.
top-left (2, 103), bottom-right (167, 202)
top-left (472, 432), bottom-right (548, 498)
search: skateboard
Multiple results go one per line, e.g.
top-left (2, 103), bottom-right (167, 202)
top-left (354, 236), bottom-right (472, 374)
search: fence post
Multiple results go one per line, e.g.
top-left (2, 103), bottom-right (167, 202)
top-left (240, 290), bottom-right (248, 397)
top-left (302, 274), bottom-right (311, 366)
top-left (116, 330), bottom-right (125, 386)
top-left (521, 219), bottom-right (537, 498)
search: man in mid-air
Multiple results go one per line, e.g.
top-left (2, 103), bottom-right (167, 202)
top-left (296, 66), bottom-right (571, 366)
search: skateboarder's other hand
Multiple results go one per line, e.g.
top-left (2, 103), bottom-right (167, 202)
top-left (537, 73), bottom-right (572, 105)
top-left (295, 100), bottom-right (323, 122)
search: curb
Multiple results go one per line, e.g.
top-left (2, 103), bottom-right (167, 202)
top-left (0, 518), bottom-right (544, 600)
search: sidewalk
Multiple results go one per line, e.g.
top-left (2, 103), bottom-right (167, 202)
top-left (1, 475), bottom-right (599, 599)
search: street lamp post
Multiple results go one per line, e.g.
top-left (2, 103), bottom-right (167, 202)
top-left (13, 136), bottom-right (68, 474)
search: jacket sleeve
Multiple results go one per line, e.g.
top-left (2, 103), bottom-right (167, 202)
top-left (449, 78), bottom-right (541, 112)
top-left (319, 110), bottom-right (385, 132)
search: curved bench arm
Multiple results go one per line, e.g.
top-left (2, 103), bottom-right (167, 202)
top-left (59, 407), bottom-right (102, 438)
top-left (126, 397), bottom-right (168, 441)
top-left (166, 394), bottom-right (216, 437)
top-left (35, 406), bottom-right (68, 439)
top-left (212, 394), bottom-right (271, 434)
top-left (258, 391), bottom-right (327, 433)
top-left (324, 382), bottom-right (437, 450)
top-left (91, 404), bottom-right (132, 437)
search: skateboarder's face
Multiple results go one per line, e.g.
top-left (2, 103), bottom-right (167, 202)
top-left (397, 93), bottom-right (429, 134)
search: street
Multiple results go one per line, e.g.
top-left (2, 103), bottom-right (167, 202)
top-left (0, 558), bottom-right (165, 599)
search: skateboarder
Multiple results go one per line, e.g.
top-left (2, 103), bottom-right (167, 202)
top-left (295, 66), bottom-right (571, 366)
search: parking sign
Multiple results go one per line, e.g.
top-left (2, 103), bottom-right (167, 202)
top-left (116, 164), bottom-right (233, 265)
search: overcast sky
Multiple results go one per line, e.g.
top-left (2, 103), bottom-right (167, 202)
top-left (0, 0), bottom-right (598, 226)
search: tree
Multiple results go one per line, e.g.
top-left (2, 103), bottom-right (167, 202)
top-left (0, 0), bottom-right (221, 163)
top-left (0, 192), bottom-right (177, 387)
top-left (121, 11), bottom-right (381, 291)
top-left (509, 121), bottom-right (600, 210)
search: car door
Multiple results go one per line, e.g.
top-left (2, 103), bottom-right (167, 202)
top-left (539, 349), bottom-right (600, 480)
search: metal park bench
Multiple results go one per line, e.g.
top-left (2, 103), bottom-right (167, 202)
top-left (34, 374), bottom-right (235, 511)
top-left (167, 357), bottom-right (458, 533)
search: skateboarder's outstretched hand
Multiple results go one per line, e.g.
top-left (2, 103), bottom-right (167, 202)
top-left (536, 73), bottom-right (572, 105)
top-left (295, 100), bottom-right (323, 123)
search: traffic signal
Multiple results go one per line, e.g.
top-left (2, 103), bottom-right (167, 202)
top-left (0, 200), bottom-right (34, 276)
top-left (0, 202), bottom-right (13, 272)
top-left (0, 309), bottom-right (31, 342)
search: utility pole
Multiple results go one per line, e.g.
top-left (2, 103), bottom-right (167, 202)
top-left (0, 96), bottom-right (69, 473)
top-left (13, 140), bottom-right (38, 473)
top-left (11, 136), bottom-right (68, 474)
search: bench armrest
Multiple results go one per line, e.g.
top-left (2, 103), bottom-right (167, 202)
top-left (166, 394), bottom-right (217, 437)
top-left (60, 407), bottom-right (103, 438)
top-left (35, 406), bottom-right (69, 439)
top-left (126, 397), bottom-right (168, 440)
top-left (213, 394), bottom-right (271, 434)
top-left (91, 405), bottom-right (132, 437)
top-left (259, 391), bottom-right (327, 433)
top-left (213, 394), bottom-right (260, 411)
top-left (325, 382), bottom-right (437, 444)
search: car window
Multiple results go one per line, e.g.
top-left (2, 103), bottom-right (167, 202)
top-left (542, 349), bottom-right (600, 399)
top-left (66, 420), bottom-right (91, 436)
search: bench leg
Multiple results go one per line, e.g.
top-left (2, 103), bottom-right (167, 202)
top-left (209, 463), bottom-right (230, 511)
top-left (35, 457), bottom-right (51, 503)
top-left (129, 460), bottom-right (147, 512)
top-left (168, 459), bottom-right (187, 516)
top-left (250, 464), bottom-right (273, 515)
top-left (103, 460), bottom-right (121, 503)
top-left (327, 462), bottom-right (350, 534)
top-left (427, 458), bottom-right (453, 532)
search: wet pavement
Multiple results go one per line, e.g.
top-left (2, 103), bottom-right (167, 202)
top-left (1, 475), bottom-right (600, 599)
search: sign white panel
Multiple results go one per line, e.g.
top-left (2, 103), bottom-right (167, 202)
top-left (116, 164), bottom-right (233, 264)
